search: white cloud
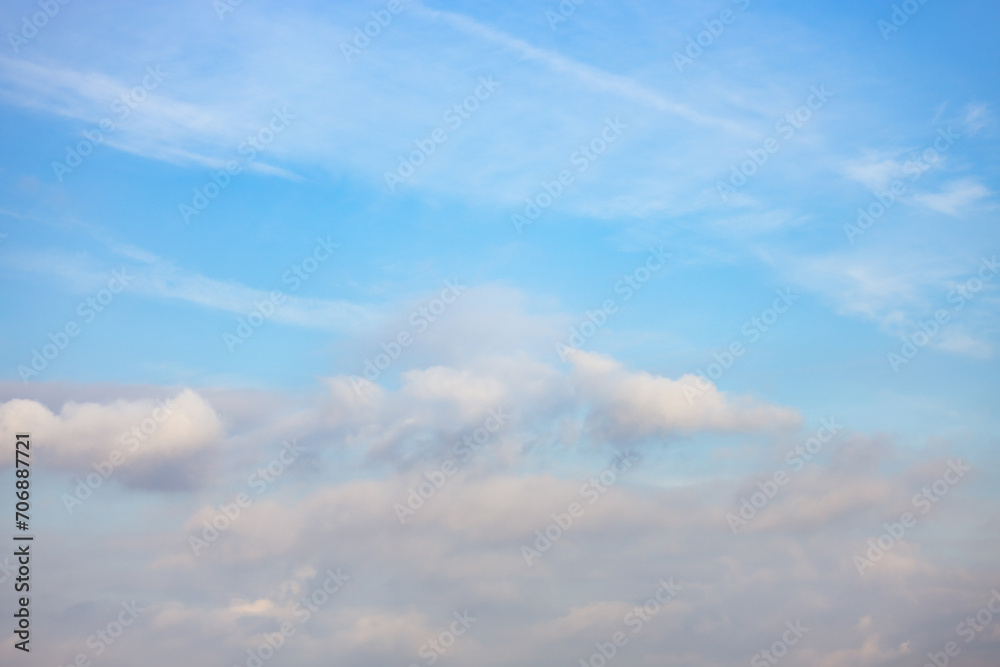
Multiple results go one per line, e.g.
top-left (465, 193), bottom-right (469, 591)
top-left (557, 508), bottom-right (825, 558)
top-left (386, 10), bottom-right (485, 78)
top-left (317, 347), bottom-right (799, 466)
top-left (913, 179), bottom-right (991, 216)
top-left (935, 326), bottom-right (993, 359)
top-left (2, 245), bottom-right (379, 333)
top-left (842, 152), bottom-right (906, 191)
top-left (0, 388), bottom-right (222, 468)
top-left (568, 349), bottom-right (801, 438)
top-left (127, 427), bottom-right (997, 667)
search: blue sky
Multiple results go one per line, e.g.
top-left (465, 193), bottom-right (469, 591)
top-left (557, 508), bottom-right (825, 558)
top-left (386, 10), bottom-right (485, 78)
top-left (0, 0), bottom-right (999, 665)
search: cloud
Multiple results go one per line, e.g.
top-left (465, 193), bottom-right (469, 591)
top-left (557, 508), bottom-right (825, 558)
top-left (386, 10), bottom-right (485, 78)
top-left (913, 179), bottom-right (991, 216)
top-left (0, 2), bottom-right (996, 665)
top-left (411, 2), bottom-right (752, 137)
top-left (2, 244), bottom-right (379, 333)
top-left (0, 388), bottom-right (222, 477)
top-left (128, 257), bottom-right (376, 332)
top-left (0, 0), bottom-right (822, 220)
top-left (568, 349), bottom-right (801, 438)
top-left (0, 55), bottom-right (294, 175)
top-left (318, 347), bottom-right (798, 468)
top-left (842, 152), bottom-right (907, 191)
top-left (935, 326), bottom-right (993, 359)
top-left (126, 426), bottom-right (997, 667)
top-left (962, 103), bottom-right (992, 135)
top-left (2, 361), bottom-right (993, 667)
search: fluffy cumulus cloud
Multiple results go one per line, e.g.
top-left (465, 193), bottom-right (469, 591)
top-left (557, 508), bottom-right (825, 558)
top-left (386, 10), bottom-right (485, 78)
top-left (0, 389), bottom-right (223, 487)
top-left (567, 349), bottom-right (800, 438)
top-left (316, 348), bottom-right (798, 468)
top-left (1, 355), bottom-right (995, 667)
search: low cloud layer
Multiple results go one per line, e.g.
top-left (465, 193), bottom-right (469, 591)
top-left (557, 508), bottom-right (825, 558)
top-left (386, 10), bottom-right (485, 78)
top-left (0, 356), bottom-right (996, 666)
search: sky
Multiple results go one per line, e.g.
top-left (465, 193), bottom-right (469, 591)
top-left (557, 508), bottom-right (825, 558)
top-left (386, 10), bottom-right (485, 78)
top-left (0, 0), bottom-right (998, 665)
